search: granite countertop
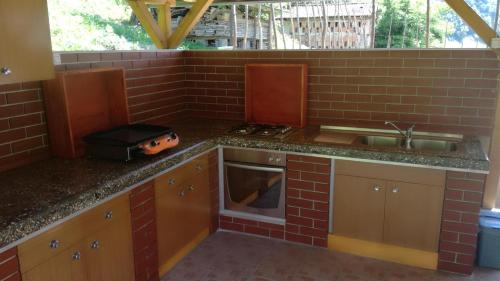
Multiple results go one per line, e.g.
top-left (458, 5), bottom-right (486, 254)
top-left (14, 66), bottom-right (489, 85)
top-left (0, 118), bottom-right (489, 251)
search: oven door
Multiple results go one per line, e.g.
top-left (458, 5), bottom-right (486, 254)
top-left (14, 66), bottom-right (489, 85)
top-left (224, 162), bottom-right (285, 219)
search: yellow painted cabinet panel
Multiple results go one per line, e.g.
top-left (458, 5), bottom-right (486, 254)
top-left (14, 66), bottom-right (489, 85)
top-left (83, 215), bottom-right (135, 281)
top-left (383, 181), bottom-right (444, 251)
top-left (0, 0), bottom-right (54, 84)
top-left (333, 175), bottom-right (386, 242)
top-left (156, 169), bottom-right (211, 274)
top-left (22, 242), bottom-right (87, 281)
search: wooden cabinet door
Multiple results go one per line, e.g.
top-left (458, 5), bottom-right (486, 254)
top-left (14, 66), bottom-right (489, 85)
top-left (333, 175), bottom-right (386, 242)
top-left (0, 0), bottom-right (54, 84)
top-left (383, 181), bottom-right (444, 251)
top-left (156, 171), bottom-right (210, 273)
top-left (84, 215), bottom-right (135, 281)
top-left (22, 243), bottom-right (87, 281)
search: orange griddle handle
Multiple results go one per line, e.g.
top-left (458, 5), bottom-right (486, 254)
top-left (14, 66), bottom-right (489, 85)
top-left (139, 134), bottom-right (179, 155)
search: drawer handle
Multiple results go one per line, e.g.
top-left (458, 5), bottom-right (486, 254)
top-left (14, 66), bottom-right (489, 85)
top-left (373, 186), bottom-right (382, 192)
top-left (1, 67), bottom-right (12, 76)
top-left (168, 178), bottom-right (176, 185)
top-left (187, 185), bottom-right (195, 192)
top-left (196, 164), bottom-right (203, 171)
top-left (392, 187), bottom-right (400, 193)
top-left (72, 251), bottom-right (81, 261)
top-left (90, 240), bottom-right (100, 249)
top-left (104, 211), bottom-right (113, 220)
top-left (179, 190), bottom-right (186, 197)
top-left (49, 240), bottom-right (60, 249)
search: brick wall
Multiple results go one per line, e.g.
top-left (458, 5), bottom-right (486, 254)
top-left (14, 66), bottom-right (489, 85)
top-left (0, 82), bottom-right (49, 172)
top-left (219, 215), bottom-right (285, 239)
top-left (0, 50), bottom-right (187, 172)
top-left (130, 181), bottom-right (159, 281)
top-left (438, 171), bottom-right (486, 275)
top-left (0, 247), bottom-right (21, 281)
top-left (286, 155), bottom-right (331, 247)
top-left (184, 49), bottom-right (499, 136)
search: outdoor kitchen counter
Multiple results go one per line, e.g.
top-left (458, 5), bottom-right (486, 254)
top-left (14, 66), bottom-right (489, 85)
top-left (0, 118), bottom-right (489, 251)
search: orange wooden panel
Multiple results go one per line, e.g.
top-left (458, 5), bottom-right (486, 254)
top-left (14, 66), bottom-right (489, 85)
top-left (245, 64), bottom-right (308, 128)
top-left (43, 68), bottom-right (129, 158)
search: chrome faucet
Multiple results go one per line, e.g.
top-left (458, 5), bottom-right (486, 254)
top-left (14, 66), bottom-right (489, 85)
top-left (384, 121), bottom-right (415, 150)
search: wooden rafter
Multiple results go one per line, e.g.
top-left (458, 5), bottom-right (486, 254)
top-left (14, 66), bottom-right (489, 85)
top-left (128, 0), bottom-right (167, 48)
top-left (167, 0), bottom-right (214, 48)
top-left (128, 0), bottom-right (212, 49)
top-left (444, 0), bottom-right (498, 47)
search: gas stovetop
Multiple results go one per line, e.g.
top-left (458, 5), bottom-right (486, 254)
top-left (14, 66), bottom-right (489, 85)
top-left (228, 123), bottom-right (294, 139)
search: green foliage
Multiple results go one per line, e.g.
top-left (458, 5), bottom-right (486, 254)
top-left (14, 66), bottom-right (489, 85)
top-left (374, 0), bottom-right (446, 48)
top-left (48, 0), bottom-right (154, 51)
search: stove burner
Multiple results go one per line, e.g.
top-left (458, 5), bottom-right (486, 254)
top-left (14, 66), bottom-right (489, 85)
top-left (229, 123), bottom-right (294, 138)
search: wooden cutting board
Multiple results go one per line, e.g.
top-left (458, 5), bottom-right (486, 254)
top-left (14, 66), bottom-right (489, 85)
top-left (245, 64), bottom-right (308, 128)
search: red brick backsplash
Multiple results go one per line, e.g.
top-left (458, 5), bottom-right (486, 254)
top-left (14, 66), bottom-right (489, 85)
top-left (438, 171), bottom-right (486, 275)
top-left (285, 155), bottom-right (331, 247)
top-left (1, 49), bottom-right (498, 173)
top-left (130, 181), bottom-right (159, 281)
top-left (0, 247), bottom-right (21, 281)
top-left (219, 215), bottom-right (285, 239)
top-left (184, 49), bottom-right (498, 136)
top-left (0, 82), bottom-right (50, 172)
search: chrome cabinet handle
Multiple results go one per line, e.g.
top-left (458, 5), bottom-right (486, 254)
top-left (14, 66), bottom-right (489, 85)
top-left (90, 240), bottom-right (100, 249)
top-left (179, 190), bottom-right (186, 197)
top-left (392, 187), bottom-right (400, 193)
top-left (49, 240), bottom-right (60, 249)
top-left (104, 211), bottom-right (113, 220)
top-left (195, 164), bottom-right (203, 171)
top-left (168, 178), bottom-right (176, 185)
top-left (373, 186), bottom-right (382, 192)
top-left (275, 158), bottom-right (282, 163)
top-left (187, 185), bottom-right (195, 192)
top-left (72, 251), bottom-right (81, 260)
top-left (1, 67), bottom-right (12, 76)
top-left (268, 157), bottom-right (274, 163)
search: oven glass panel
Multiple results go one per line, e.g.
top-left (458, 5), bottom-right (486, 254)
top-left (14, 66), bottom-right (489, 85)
top-left (224, 164), bottom-right (285, 218)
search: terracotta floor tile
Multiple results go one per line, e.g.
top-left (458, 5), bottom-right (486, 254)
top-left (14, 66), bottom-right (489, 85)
top-left (160, 232), bottom-right (500, 281)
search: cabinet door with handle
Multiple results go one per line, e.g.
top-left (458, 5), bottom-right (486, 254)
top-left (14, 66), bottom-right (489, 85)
top-left (333, 175), bottom-right (386, 242)
top-left (83, 215), bottom-right (135, 281)
top-left (156, 170), bottom-right (211, 273)
top-left (383, 181), bottom-right (444, 251)
top-left (22, 242), bottom-right (88, 281)
top-left (0, 0), bottom-right (54, 84)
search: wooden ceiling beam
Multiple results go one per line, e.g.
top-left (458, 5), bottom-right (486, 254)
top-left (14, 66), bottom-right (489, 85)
top-left (167, 0), bottom-right (214, 48)
top-left (128, 0), bottom-right (167, 48)
top-left (157, 1), bottom-right (174, 40)
top-left (444, 0), bottom-right (498, 48)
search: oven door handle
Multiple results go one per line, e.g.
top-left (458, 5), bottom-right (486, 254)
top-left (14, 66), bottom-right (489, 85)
top-left (224, 162), bottom-right (285, 173)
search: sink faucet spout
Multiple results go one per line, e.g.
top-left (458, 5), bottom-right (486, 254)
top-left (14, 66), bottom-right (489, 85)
top-left (384, 121), bottom-right (415, 150)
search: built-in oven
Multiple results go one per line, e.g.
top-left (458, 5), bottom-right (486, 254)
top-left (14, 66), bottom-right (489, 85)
top-left (223, 148), bottom-right (286, 219)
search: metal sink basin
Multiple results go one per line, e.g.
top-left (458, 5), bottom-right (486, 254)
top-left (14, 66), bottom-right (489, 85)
top-left (359, 136), bottom-right (458, 152)
top-left (359, 136), bottom-right (401, 148)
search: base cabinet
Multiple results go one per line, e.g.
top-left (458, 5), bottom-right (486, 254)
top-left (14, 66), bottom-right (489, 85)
top-left (333, 160), bottom-right (445, 252)
top-left (19, 194), bottom-right (135, 281)
top-left (155, 154), bottom-right (211, 276)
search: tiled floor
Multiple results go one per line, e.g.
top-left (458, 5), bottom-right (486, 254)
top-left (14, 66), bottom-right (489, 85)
top-left (161, 231), bottom-right (500, 281)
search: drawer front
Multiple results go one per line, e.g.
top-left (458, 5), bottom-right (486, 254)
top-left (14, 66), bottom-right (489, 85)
top-left (18, 193), bottom-right (130, 273)
top-left (335, 160), bottom-right (445, 186)
top-left (155, 154), bottom-right (209, 199)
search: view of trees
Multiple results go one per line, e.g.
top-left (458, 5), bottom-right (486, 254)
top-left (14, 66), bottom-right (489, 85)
top-left (47, 0), bottom-right (498, 51)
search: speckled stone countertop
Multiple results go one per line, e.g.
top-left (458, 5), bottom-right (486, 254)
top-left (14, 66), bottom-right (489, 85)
top-left (0, 118), bottom-right (489, 251)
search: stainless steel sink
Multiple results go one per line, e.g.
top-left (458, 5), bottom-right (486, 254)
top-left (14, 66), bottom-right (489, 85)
top-left (359, 136), bottom-right (402, 148)
top-left (359, 136), bottom-right (458, 152)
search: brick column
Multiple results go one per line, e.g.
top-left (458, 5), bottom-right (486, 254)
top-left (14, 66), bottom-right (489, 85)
top-left (438, 171), bottom-right (486, 275)
top-left (285, 155), bottom-right (331, 247)
top-left (130, 181), bottom-right (159, 281)
top-left (0, 247), bottom-right (21, 281)
top-left (208, 150), bottom-right (220, 233)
